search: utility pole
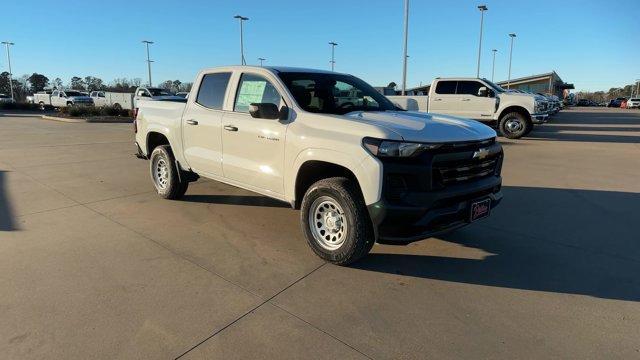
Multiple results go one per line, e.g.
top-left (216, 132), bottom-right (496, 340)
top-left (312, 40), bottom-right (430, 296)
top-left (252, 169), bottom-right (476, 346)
top-left (491, 49), bottom-right (497, 82)
top-left (636, 79), bottom-right (640, 97)
top-left (2, 41), bottom-right (15, 101)
top-left (401, 0), bottom-right (409, 95)
top-left (507, 33), bottom-right (516, 89)
top-left (476, 5), bottom-right (488, 78)
top-left (142, 40), bottom-right (154, 87)
top-left (234, 15), bottom-right (249, 65)
top-left (329, 42), bottom-right (338, 71)
top-left (258, 57), bottom-right (266, 67)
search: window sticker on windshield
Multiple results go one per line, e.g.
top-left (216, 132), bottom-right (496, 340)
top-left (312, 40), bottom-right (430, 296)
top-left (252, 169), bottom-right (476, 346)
top-left (236, 80), bottom-right (266, 108)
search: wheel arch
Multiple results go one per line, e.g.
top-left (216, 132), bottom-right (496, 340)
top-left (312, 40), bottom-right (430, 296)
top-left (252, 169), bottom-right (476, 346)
top-left (146, 131), bottom-right (170, 155)
top-left (498, 105), bottom-right (531, 122)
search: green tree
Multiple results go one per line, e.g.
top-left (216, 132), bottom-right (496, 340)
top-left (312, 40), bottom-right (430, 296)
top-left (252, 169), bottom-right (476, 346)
top-left (70, 76), bottom-right (85, 90)
top-left (84, 76), bottom-right (105, 91)
top-left (27, 73), bottom-right (49, 92)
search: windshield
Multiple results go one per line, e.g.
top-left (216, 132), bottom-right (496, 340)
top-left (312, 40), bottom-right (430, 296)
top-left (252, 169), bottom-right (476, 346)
top-left (482, 79), bottom-right (506, 93)
top-left (148, 88), bottom-right (173, 96)
top-left (65, 91), bottom-right (83, 97)
top-left (277, 72), bottom-right (397, 115)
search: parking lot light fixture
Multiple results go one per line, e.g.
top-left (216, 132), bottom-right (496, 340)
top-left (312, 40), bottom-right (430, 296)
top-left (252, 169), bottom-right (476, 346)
top-left (507, 33), bottom-right (516, 89)
top-left (491, 49), bottom-right (497, 82)
top-left (476, 5), bottom-right (488, 78)
top-left (258, 57), bottom-right (266, 67)
top-left (2, 41), bottom-right (15, 101)
top-left (234, 15), bottom-right (249, 65)
top-left (142, 40), bottom-right (154, 87)
top-left (328, 42), bottom-right (338, 71)
top-left (401, 0), bottom-right (409, 95)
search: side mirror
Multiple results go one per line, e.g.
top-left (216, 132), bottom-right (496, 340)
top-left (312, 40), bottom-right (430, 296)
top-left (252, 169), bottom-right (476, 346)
top-left (249, 103), bottom-right (283, 120)
top-left (477, 86), bottom-right (488, 97)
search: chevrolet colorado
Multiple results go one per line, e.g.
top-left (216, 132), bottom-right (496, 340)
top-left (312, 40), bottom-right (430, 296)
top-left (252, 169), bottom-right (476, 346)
top-left (134, 66), bottom-right (503, 265)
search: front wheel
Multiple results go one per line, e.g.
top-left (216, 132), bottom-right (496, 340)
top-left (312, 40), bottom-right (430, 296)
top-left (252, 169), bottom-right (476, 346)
top-left (300, 177), bottom-right (374, 265)
top-left (149, 145), bottom-right (188, 199)
top-left (498, 112), bottom-right (531, 139)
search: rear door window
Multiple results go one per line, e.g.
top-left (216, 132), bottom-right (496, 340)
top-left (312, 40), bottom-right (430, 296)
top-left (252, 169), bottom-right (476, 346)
top-left (196, 72), bottom-right (232, 110)
top-left (435, 81), bottom-right (457, 94)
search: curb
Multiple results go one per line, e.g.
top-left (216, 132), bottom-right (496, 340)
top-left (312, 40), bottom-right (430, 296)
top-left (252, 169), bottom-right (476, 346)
top-left (41, 115), bottom-right (133, 123)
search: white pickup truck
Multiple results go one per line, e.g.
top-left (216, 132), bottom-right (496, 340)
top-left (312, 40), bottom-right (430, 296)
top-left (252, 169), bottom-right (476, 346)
top-left (388, 78), bottom-right (549, 139)
top-left (90, 91), bottom-right (134, 110)
top-left (134, 66), bottom-right (503, 265)
top-left (34, 90), bottom-right (94, 109)
top-left (133, 87), bottom-right (185, 109)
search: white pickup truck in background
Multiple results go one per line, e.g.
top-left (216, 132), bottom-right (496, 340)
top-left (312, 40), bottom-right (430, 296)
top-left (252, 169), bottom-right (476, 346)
top-left (34, 89), bottom-right (93, 109)
top-left (133, 87), bottom-right (185, 109)
top-left (134, 66), bottom-right (504, 265)
top-left (388, 77), bottom-right (549, 139)
top-left (90, 91), bottom-right (134, 110)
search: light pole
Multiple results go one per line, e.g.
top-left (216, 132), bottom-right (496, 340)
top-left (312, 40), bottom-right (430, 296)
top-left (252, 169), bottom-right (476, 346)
top-left (491, 49), bottom-right (497, 82)
top-left (328, 42), bottom-right (338, 71)
top-left (401, 0), bottom-right (409, 95)
top-left (636, 79), bottom-right (639, 97)
top-left (476, 5), bottom-right (488, 78)
top-left (142, 40), bottom-right (154, 87)
top-left (507, 33), bottom-right (516, 89)
top-left (2, 41), bottom-right (15, 101)
top-left (258, 57), bottom-right (266, 67)
top-left (234, 15), bottom-right (249, 65)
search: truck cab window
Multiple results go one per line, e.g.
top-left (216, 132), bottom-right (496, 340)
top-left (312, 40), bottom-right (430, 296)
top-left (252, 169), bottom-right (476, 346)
top-left (233, 73), bottom-right (281, 113)
top-left (196, 72), bottom-right (231, 110)
top-left (435, 81), bottom-right (457, 94)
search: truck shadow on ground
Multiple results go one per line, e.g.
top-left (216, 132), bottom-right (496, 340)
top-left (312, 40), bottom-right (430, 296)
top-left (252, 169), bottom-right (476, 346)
top-left (354, 186), bottom-right (640, 302)
top-left (0, 171), bottom-right (18, 231)
top-left (182, 194), bottom-right (290, 208)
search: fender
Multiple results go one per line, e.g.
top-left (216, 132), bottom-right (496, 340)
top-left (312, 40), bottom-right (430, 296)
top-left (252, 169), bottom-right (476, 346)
top-left (287, 148), bottom-right (383, 206)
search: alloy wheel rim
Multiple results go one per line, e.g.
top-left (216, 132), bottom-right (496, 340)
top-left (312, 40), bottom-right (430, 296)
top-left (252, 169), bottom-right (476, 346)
top-left (308, 196), bottom-right (347, 251)
top-left (153, 157), bottom-right (169, 190)
top-left (506, 118), bottom-right (523, 133)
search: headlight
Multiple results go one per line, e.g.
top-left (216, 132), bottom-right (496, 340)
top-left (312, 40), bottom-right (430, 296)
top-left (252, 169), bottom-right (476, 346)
top-left (362, 137), bottom-right (441, 158)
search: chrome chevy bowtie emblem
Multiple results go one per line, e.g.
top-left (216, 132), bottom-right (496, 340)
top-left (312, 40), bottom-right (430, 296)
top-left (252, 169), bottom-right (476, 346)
top-left (472, 148), bottom-right (490, 160)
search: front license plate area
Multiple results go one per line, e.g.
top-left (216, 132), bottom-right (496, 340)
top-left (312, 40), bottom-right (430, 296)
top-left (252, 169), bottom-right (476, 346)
top-left (470, 198), bottom-right (491, 222)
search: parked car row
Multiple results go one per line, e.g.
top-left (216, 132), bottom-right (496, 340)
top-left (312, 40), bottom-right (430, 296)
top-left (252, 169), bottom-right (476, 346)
top-left (0, 94), bottom-right (16, 104)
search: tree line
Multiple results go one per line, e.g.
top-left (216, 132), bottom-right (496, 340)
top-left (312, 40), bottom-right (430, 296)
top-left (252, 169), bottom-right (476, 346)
top-left (0, 72), bottom-right (192, 101)
top-left (575, 83), bottom-right (638, 102)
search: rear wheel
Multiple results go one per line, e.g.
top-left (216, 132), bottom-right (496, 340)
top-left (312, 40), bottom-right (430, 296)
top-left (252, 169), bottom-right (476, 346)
top-left (300, 177), bottom-right (374, 265)
top-left (113, 103), bottom-right (122, 111)
top-left (498, 112), bottom-right (531, 139)
top-left (38, 102), bottom-right (45, 111)
top-left (149, 145), bottom-right (188, 199)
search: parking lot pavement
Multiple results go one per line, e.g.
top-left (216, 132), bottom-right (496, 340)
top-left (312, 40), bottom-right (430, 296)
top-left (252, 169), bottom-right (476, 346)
top-left (1, 108), bottom-right (639, 359)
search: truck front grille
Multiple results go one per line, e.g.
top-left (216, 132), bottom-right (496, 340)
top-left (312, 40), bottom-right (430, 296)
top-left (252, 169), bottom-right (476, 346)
top-left (433, 157), bottom-right (500, 185)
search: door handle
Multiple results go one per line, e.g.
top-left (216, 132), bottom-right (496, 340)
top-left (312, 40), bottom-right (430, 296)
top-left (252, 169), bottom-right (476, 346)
top-left (224, 125), bottom-right (238, 132)
top-left (186, 119), bottom-right (198, 125)
top-left (462, 99), bottom-right (471, 101)
top-left (434, 98), bottom-right (442, 101)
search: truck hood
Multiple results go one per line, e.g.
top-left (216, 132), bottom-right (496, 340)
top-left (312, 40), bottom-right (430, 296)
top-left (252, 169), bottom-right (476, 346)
top-left (344, 111), bottom-right (496, 143)
top-left (499, 92), bottom-right (538, 103)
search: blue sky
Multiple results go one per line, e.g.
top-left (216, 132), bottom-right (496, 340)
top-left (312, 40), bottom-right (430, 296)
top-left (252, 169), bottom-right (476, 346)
top-left (1, 0), bottom-right (637, 91)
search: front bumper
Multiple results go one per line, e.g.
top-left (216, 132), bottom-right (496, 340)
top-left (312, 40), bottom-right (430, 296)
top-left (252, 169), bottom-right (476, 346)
top-left (531, 113), bottom-right (548, 124)
top-left (367, 140), bottom-right (503, 244)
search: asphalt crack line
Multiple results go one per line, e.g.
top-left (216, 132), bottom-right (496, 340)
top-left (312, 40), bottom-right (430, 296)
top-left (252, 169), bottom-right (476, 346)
top-left (173, 262), bottom-right (329, 360)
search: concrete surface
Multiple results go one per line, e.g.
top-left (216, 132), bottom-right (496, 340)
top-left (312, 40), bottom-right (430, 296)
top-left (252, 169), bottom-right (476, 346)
top-left (1, 108), bottom-right (639, 359)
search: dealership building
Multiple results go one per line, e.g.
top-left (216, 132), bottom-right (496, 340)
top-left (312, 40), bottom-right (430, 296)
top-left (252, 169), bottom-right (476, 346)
top-left (496, 71), bottom-right (574, 99)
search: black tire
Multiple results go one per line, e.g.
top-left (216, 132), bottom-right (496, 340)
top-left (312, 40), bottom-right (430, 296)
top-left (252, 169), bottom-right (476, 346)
top-left (149, 145), bottom-right (188, 199)
top-left (38, 102), bottom-right (45, 111)
top-left (498, 112), bottom-right (531, 139)
top-left (300, 177), bottom-right (374, 265)
top-left (113, 103), bottom-right (122, 111)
